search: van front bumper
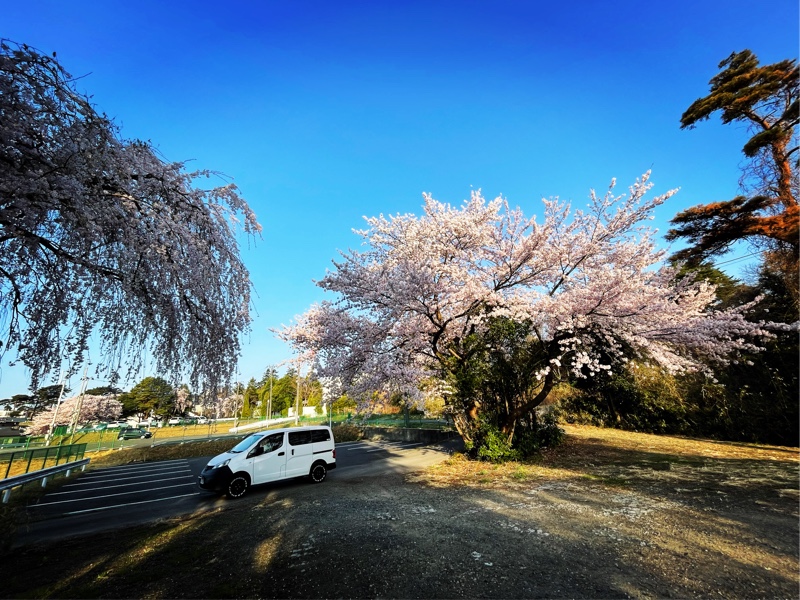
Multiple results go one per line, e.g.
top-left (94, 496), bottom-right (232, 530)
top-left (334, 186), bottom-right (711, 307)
top-left (198, 465), bottom-right (233, 493)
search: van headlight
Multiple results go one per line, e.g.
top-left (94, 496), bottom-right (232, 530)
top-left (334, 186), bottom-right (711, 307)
top-left (211, 459), bottom-right (231, 469)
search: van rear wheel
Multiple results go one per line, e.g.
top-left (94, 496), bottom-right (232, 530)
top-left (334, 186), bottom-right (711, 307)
top-left (226, 474), bottom-right (249, 498)
top-left (310, 462), bottom-right (327, 483)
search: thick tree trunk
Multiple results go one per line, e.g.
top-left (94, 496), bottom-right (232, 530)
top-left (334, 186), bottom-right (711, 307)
top-left (508, 371), bottom-right (556, 426)
top-left (451, 398), bottom-right (481, 443)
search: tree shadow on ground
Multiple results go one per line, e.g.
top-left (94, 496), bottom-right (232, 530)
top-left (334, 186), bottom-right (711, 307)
top-left (3, 446), bottom-right (798, 599)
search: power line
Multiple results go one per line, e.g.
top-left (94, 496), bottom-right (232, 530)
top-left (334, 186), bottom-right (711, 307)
top-left (713, 251), bottom-right (762, 267)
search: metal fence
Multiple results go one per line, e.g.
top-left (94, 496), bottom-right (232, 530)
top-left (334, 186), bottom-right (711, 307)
top-left (0, 443), bottom-right (88, 480)
top-left (0, 436), bottom-right (47, 451)
top-left (1, 458), bottom-right (90, 503)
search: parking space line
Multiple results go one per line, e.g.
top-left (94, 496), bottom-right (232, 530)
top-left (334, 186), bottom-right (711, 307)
top-left (31, 483), bottom-right (198, 506)
top-left (63, 492), bottom-right (202, 516)
top-left (48, 475), bottom-right (196, 495)
top-left (80, 464), bottom-right (190, 477)
top-left (66, 469), bottom-right (191, 486)
top-left (85, 459), bottom-right (189, 473)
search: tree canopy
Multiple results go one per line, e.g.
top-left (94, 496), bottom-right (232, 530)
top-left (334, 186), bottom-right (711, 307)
top-left (0, 40), bottom-right (261, 392)
top-left (27, 393), bottom-right (122, 435)
top-left (283, 174), bottom-right (777, 449)
top-left (119, 376), bottom-right (175, 418)
top-left (668, 50), bottom-right (798, 267)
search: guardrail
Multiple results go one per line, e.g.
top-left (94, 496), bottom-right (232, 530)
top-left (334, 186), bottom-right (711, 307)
top-left (1, 458), bottom-right (90, 503)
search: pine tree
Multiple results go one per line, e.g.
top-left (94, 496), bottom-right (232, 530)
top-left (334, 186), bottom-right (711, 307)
top-left (668, 50), bottom-right (798, 282)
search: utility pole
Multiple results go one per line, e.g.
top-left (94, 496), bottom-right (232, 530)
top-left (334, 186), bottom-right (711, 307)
top-left (294, 370), bottom-right (300, 426)
top-left (45, 372), bottom-right (68, 447)
top-left (233, 366), bottom-right (241, 428)
top-left (68, 367), bottom-right (89, 443)
top-left (268, 373), bottom-right (273, 422)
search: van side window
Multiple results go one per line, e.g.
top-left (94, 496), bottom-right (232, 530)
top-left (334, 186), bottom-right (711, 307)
top-left (288, 430), bottom-right (312, 446)
top-left (311, 429), bottom-right (330, 443)
top-left (260, 432), bottom-right (284, 453)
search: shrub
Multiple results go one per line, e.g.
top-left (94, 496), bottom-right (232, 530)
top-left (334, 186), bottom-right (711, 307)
top-left (512, 410), bottom-right (565, 457)
top-left (554, 363), bottom-right (690, 434)
top-left (465, 412), bottom-right (565, 463)
top-left (473, 425), bottom-right (520, 463)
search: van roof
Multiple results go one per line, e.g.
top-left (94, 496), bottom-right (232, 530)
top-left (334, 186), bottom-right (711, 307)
top-left (250, 425), bottom-right (331, 436)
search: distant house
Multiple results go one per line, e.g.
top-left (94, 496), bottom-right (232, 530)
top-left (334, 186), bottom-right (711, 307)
top-left (288, 404), bottom-right (327, 418)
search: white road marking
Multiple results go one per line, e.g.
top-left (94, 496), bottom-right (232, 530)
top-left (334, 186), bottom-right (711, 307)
top-left (81, 463), bottom-right (190, 476)
top-left (31, 483), bottom-right (198, 506)
top-left (83, 459), bottom-right (188, 473)
top-left (64, 468), bottom-right (191, 486)
top-left (47, 475), bottom-right (196, 495)
top-left (62, 492), bottom-right (201, 515)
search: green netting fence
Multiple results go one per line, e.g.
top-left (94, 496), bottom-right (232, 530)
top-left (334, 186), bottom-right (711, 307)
top-left (0, 443), bottom-right (87, 480)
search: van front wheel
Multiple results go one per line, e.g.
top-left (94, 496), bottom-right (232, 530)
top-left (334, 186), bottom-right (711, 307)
top-left (310, 462), bottom-right (327, 483)
top-left (226, 474), bottom-right (250, 498)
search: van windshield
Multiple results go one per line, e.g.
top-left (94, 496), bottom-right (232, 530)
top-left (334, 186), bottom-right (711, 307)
top-left (229, 434), bottom-right (263, 453)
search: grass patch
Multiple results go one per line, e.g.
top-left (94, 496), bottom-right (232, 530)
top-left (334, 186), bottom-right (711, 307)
top-left (88, 423), bottom-right (364, 468)
top-left (349, 413), bottom-right (453, 430)
top-left (415, 451), bottom-right (560, 488)
top-left (87, 437), bottom-right (245, 469)
top-left (412, 423), bottom-right (799, 490)
top-left (331, 423), bottom-right (364, 442)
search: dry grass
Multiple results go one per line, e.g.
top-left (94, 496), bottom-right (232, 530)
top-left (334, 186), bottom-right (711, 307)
top-left (87, 423), bottom-right (364, 468)
top-left (330, 423), bottom-right (364, 442)
top-left (87, 438), bottom-right (244, 469)
top-left (559, 423), bottom-right (799, 461)
top-left (414, 424), bottom-right (800, 489)
top-left (1, 456), bottom-right (83, 479)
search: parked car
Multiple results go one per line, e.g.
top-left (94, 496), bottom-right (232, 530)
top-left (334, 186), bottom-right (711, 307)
top-left (117, 427), bottom-right (152, 440)
top-left (198, 426), bottom-right (336, 498)
top-left (104, 420), bottom-right (128, 429)
top-left (76, 423), bottom-right (107, 433)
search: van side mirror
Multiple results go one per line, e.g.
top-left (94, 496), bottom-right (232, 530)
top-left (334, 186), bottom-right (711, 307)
top-left (249, 446), bottom-right (265, 458)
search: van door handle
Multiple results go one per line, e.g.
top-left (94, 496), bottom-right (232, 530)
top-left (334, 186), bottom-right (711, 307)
top-left (292, 449), bottom-right (295, 455)
top-left (278, 452), bottom-right (284, 456)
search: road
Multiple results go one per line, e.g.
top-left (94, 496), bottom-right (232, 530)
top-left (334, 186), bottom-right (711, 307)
top-left (13, 439), bottom-right (458, 548)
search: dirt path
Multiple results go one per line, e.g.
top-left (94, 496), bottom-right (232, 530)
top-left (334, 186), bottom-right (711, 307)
top-left (3, 425), bottom-right (798, 599)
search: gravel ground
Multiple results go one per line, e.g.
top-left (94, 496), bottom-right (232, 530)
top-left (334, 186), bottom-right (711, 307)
top-left (3, 426), bottom-right (798, 599)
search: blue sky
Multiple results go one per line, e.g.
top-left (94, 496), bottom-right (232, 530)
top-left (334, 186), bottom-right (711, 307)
top-left (1, 0), bottom-right (798, 397)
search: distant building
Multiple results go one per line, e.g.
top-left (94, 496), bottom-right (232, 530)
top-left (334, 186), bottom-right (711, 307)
top-left (288, 405), bottom-right (326, 418)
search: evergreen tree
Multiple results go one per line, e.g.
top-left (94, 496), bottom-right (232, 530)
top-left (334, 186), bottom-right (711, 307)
top-left (123, 376), bottom-right (176, 418)
top-left (668, 49), bottom-right (798, 308)
top-left (241, 378), bottom-right (259, 419)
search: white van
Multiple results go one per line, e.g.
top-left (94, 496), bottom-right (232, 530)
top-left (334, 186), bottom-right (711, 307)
top-left (198, 426), bottom-right (336, 498)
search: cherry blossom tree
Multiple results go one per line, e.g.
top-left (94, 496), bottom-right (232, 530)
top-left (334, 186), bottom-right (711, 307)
top-left (0, 40), bottom-right (261, 393)
top-left (282, 173), bottom-right (777, 447)
top-left (26, 394), bottom-right (122, 435)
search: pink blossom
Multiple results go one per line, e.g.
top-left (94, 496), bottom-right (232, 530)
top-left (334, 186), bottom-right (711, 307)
top-left (280, 173), bottom-right (775, 416)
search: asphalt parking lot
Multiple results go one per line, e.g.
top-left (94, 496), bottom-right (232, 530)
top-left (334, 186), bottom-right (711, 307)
top-left (14, 439), bottom-right (457, 547)
top-left (28, 458), bottom-right (201, 519)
